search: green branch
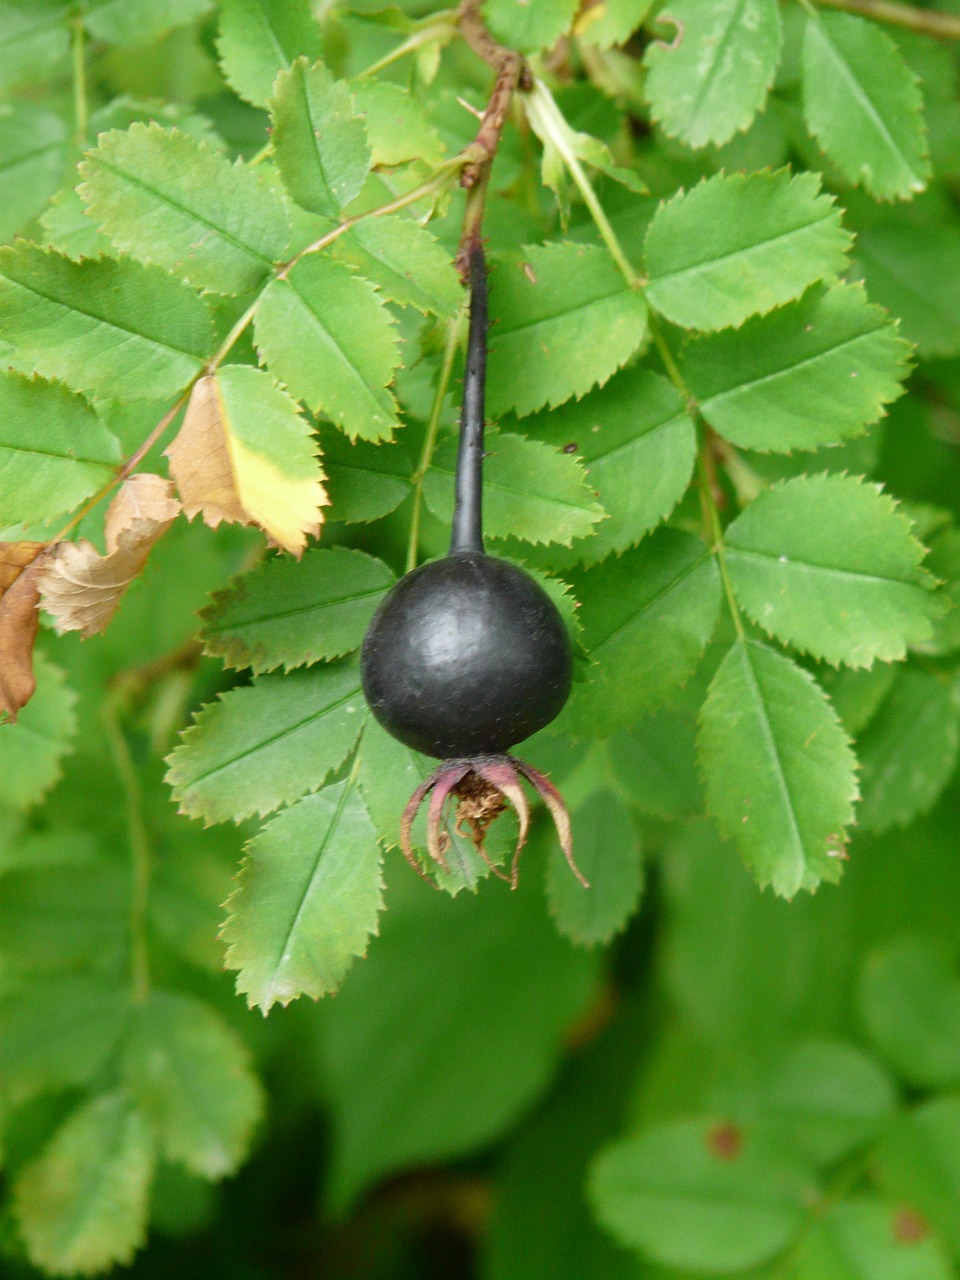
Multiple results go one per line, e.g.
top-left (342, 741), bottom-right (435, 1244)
top-left (809, 0), bottom-right (960, 39)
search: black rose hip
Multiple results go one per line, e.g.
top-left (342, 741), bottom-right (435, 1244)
top-left (360, 245), bottom-right (586, 889)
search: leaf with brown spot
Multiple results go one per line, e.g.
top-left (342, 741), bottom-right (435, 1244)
top-left (166, 366), bottom-right (327, 557)
top-left (0, 542), bottom-right (48, 720)
top-left (38, 474), bottom-right (180, 637)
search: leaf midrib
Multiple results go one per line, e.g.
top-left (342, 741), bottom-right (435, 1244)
top-left (649, 212), bottom-right (840, 286)
top-left (206, 583), bottom-right (390, 633)
top-left (724, 544), bottom-right (925, 591)
top-left (587, 549), bottom-right (712, 651)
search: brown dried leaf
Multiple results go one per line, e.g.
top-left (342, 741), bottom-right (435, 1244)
top-left (0, 543), bottom-right (48, 720)
top-left (38, 474), bottom-right (180, 637)
top-left (166, 369), bottom-right (326, 557)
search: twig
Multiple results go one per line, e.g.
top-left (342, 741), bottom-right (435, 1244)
top-left (455, 0), bottom-right (530, 274)
top-left (810, 0), bottom-right (960, 39)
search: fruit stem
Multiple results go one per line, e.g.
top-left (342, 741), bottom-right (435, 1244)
top-left (449, 245), bottom-right (488, 556)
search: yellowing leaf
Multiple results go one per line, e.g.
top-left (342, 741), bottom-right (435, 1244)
top-left (38, 474), bottom-right (180, 637)
top-left (0, 541), bottom-right (48, 720)
top-left (167, 366), bottom-right (327, 556)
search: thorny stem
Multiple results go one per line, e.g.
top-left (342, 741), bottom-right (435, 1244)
top-left (406, 303), bottom-right (468, 573)
top-left (71, 16), bottom-right (88, 140)
top-left (809, 0), bottom-right (960, 39)
top-left (455, 0), bottom-right (530, 274)
top-left (102, 699), bottom-right (151, 1005)
top-left (534, 91), bottom-right (747, 639)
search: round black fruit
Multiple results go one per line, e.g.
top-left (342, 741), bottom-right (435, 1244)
top-left (360, 552), bottom-right (572, 759)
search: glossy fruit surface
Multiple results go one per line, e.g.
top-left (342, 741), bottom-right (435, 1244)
top-left (360, 552), bottom-right (572, 758)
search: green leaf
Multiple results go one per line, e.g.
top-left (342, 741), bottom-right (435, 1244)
top-left (922, 524), bottom-right (960, 656)
top-left (79, 124), bottom-right (291, 296)
top-left (0, 245), bottom-right (213, 401)
top-left (856, 670), bottom-right (960, 831)
top-left (545, 788), bottom-right (643, 947)
top-left (201, 547), bottom-right (395, 673)
top-left (683, 284), bottom-right (911, 453)
top-left (350, 79), bottom-right (445, 169)
top-left (608, 712), bottom-right (702, 818)
top-left (356, 716), bottom-right (432, 852)
top-left (859, 938), bottom-right (960, 1090)
top-left (0, 104), bottom-right (70, 243)
top-left (0, 974), bottom-right (130, 1103)
top-left (643, 0), bottom-right (783, 149)
top-left (166, 660), bottom-right (365, 824)
top-left (0, 655), bottom-right (78, 810)
top-left (854, 213), bottom-right (960, 359)
top-left (423, 429), bottom-right (605, 547)
top-left (716, 1039), bottom-right (897, 1168)
top-left (0, 372), bottom-right (121, 527)
top-left (791, 1198), bottom-right (953, 1280)
top-left (724, 474), bottom-right (940, 667)
top-left (875, 1097), bottom-right (960, 1259)
top-left (121, 991), bottom-right (263, 1177)
top-left (84, 0), bottom-right (213, 45)
top-left (486, 244), bottom-right (648, 418)
top-left (519, 369), bottom-right (695, 566)
top-left (222, 779), bottom-right (383, 1010)
top-left (319, 425), bottom-right (412, 523)
top-left (217, 0), bottom-right (324, 109)
top-left (697, 638), bottom-right (858, 897)
top-left (13, 1092), bottom-right (154, 1276)
top-left (802, 10), bottom-right (930, 201)
top-left (255, 255), bottom-right (400, 441)
top-left (0, 1), bottom-right (70, 91)
top-left (332, 216), bottom-right (462, 317)
top-left (484, 0), bottom-right (580, 53)
top-left (589, 1119), bottom-right (816, 1272)
top-left (820, 662), bottom-right (899, 737)
top-left (317, 861), bottom-right (599, 1209)
top-left (270, 59), bottom-right (370, 219)
top-left (577, 0), bottom-right (652, 47)
top-left (566, 529), bottom-right (721, 736)
top-left (644, 170), bottom-right (851, 332)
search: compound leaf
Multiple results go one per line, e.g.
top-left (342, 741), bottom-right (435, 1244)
top-left (79, 124), bottom-right (291, 295)
top-left (270, 58), bottom-right (370, 218)
top-left (487, 244), bottom-right (648, 418)
top-left (567, 529), bottom-right (721, 736)
top-left (166, 659), bottom-right (365, 824)
top-left (255, 255), bottom-right (400, 441)
top-left (201, 546), bottom-right (394, 673)
top-left (319, 426), bottom-right (412, 524)
top-left (643, 0), bottom-right (783, 149)
top-left (217, 0), bottom-right (324, 109)
top-left (724, 474), bottom-right (940, 667)
top-left (222, 779), bottom-right (383, 1010)
top-left (683, 284), bottom-right (911, 453)
top-left (697, 638), bottom-right (858, 897)
top-left (122, 990), bottom-right (263, 1178)
top-left (802, 10), bottom-right (930, 201)
top-left (791, 1197), bottom-right (953, 1279)
top-left (644, 170), bottom-right (851, 332)
top-left (0, 246), bottom-right (213, 402)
